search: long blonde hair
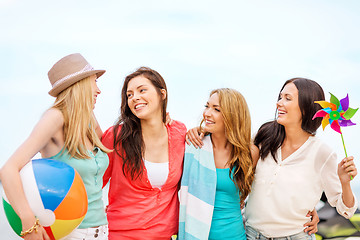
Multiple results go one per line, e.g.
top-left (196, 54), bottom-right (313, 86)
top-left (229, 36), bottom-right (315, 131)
top-left (202, 88), bottom-right (254, 205)
top-left (52, 76), bottom-right (110, 159)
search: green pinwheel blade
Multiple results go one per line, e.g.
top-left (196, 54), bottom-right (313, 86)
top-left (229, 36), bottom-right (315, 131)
top-left (343, 107), bottom-right (358, 120)
top-left (329, 93), bottom-right (340, 108)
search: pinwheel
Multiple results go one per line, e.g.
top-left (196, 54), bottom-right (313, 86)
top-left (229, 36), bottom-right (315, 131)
top-left (313, 93), bottom-right (357, 134)
top-left (313, 93), bottom-right (358, 179)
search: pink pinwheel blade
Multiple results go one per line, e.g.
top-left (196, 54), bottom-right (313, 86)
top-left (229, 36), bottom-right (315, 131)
top-left (340, 94), bottom-right (349, 112)
top-left (339, 119), bottom-right (356, 127)
top-left (312, 110), bottom-right (328, 120)
top-left (330, 120), bottom-right (342, 134)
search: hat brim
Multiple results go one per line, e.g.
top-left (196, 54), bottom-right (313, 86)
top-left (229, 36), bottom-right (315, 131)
top-left (48, 69), bottom-right (105, 97)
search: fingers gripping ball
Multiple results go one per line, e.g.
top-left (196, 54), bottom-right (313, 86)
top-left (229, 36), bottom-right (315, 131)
top-left (2, 159), bottom-right (88, 240)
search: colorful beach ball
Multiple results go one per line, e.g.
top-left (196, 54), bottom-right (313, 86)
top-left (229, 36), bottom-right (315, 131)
top-left (2, 159), bottom-right (88, 240)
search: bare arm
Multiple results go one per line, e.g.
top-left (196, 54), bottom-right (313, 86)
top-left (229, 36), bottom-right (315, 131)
top-left (322, 154), bottom-right (357, 219)
top-left (338, 156), bottom-right (357, 208)
top-left (0, 109), bottom-right (63, 240)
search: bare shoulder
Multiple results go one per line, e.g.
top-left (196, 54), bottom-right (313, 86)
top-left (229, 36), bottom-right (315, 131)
top-left (250, 144), bottom-right (260, 167)
top-left (43, 108), bottom-right (63, 119)
top-left (41, 108), bottom-right (64, 126)
top-left (3, 108), bottom-right (65, 168)
top-left (31, 108), bottom-right (64, 139)
top-left (33, 108), bottom-right (65, 156)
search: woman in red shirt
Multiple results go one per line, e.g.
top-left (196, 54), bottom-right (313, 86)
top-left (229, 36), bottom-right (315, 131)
top-left (102, 67), bottom-right (186, 240)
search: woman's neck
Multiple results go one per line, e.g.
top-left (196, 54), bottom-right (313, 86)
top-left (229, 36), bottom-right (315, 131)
top-left (211, 132), bottom-right (230, 150)
top-left (283, 125), bottom-right (311, 147)
top-left (141, 117), bottom-right (166, 139)
top-left (211, 132), bottom-right (232, 169)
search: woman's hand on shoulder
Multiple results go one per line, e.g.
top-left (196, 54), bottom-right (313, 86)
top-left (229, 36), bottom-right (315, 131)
top-left (338, 156), bottom-right (357, 183)
top-left (250, 144), bottom-right (260, 168)
top-left (165, 112), bottom-right (173, 125)
top-left (185, 127), bottom-right (204, 148)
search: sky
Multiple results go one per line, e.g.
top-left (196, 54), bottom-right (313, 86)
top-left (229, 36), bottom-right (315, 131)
top-left (1, 0), bottom-right (360, 238)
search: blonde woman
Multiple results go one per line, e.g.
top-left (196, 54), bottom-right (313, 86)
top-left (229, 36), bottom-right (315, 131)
top-left (0, 53), bottom-right (110, 240)
top-left (178, 88), bottom-right (255, 240)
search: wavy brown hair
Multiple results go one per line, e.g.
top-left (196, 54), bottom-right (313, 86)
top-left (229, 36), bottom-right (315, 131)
top-left (201, 88), bottom-right (254, 205)
top-left (113, 67), bottom-right (168, 180)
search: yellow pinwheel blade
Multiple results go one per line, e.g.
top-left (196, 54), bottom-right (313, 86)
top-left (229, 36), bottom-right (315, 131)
top-left (315, 101), bottom-right (337, 110)
top-left (321, 117), bottom-right (330, 130)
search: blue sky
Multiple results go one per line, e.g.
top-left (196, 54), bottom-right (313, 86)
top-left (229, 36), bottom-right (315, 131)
top-left (1, 0), bottom-right (360, 238)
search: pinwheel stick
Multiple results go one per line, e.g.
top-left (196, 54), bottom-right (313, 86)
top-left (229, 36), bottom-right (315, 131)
top-left (340, 130), bottom-right (353, 180)
top-left (341, 133), bottom-right (348, 158)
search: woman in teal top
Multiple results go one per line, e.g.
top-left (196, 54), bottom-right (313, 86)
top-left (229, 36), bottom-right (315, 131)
top-left (179, 88), bottom-right (255, 240)
top-left (209, 168), bottom-right (245, 239)
top-left (50, 147), bottom-right (108, 230)
top-left (182, 88), bottom-right (321, 239)
top-left (0, 53), bottom-right (111, 240)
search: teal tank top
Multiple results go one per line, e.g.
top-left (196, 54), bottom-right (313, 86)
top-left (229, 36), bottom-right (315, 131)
top-left (50, 147), bottom-right (109, 228)
top-left (209, 168), bottom-right (246, 240)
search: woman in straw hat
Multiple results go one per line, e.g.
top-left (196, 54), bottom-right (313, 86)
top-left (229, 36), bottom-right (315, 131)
top-left (101, 67), bottom-right (186, 239)
top-left (0, 53), bottom-right (111, 240)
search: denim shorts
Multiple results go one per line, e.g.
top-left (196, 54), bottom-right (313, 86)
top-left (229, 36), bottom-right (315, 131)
top-left (246, 225), bottom-right (315, 240)
top-left (64, 225), bottom-right (108, 240)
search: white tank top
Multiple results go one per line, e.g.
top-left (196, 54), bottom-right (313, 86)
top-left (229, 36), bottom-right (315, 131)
top-left (144, 160), bottom-right (169, 188)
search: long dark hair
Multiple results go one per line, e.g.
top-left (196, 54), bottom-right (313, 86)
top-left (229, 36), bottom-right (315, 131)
top-left (254, 78), bottom-right (325, 162)
top-left (113, 67), bottom-right (168, 180)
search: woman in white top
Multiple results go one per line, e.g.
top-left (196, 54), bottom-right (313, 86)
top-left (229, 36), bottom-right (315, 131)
top-left (245, 78), bottom-right (357, 239)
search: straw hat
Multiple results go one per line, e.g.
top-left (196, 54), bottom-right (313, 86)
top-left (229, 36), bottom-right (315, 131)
top-left (48, 53), bottom-right (105, 97)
